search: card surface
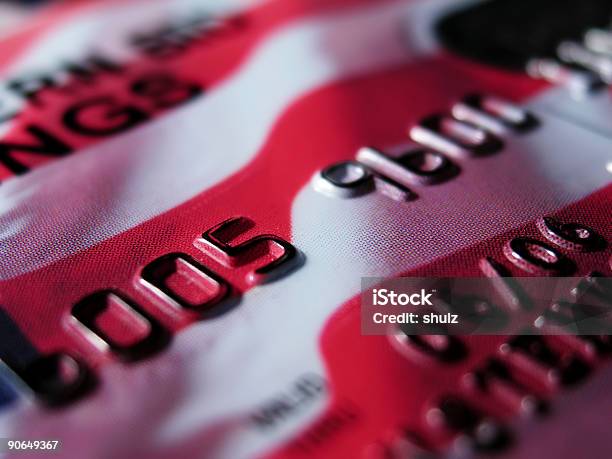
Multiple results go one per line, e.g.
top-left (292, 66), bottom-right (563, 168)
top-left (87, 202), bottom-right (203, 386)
top-left (0, 1), bottom-right (610, 458)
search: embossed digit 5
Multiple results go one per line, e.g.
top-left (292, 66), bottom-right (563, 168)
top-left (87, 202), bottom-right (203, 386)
top-left (194, 216), bottom-right (302, 285)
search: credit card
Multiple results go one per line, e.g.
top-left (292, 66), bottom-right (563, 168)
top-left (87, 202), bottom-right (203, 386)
top-left (0, 1), bottom-right (610, 458)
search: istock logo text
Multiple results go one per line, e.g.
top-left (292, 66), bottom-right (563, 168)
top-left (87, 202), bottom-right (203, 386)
top-left (371, 288), bottom-right (434, 306)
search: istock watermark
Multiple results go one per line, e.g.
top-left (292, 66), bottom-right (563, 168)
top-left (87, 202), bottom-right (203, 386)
top-left (371, 288), bottom-right (434, 306)
top-left (361, 277), bottom-right (612, 335)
